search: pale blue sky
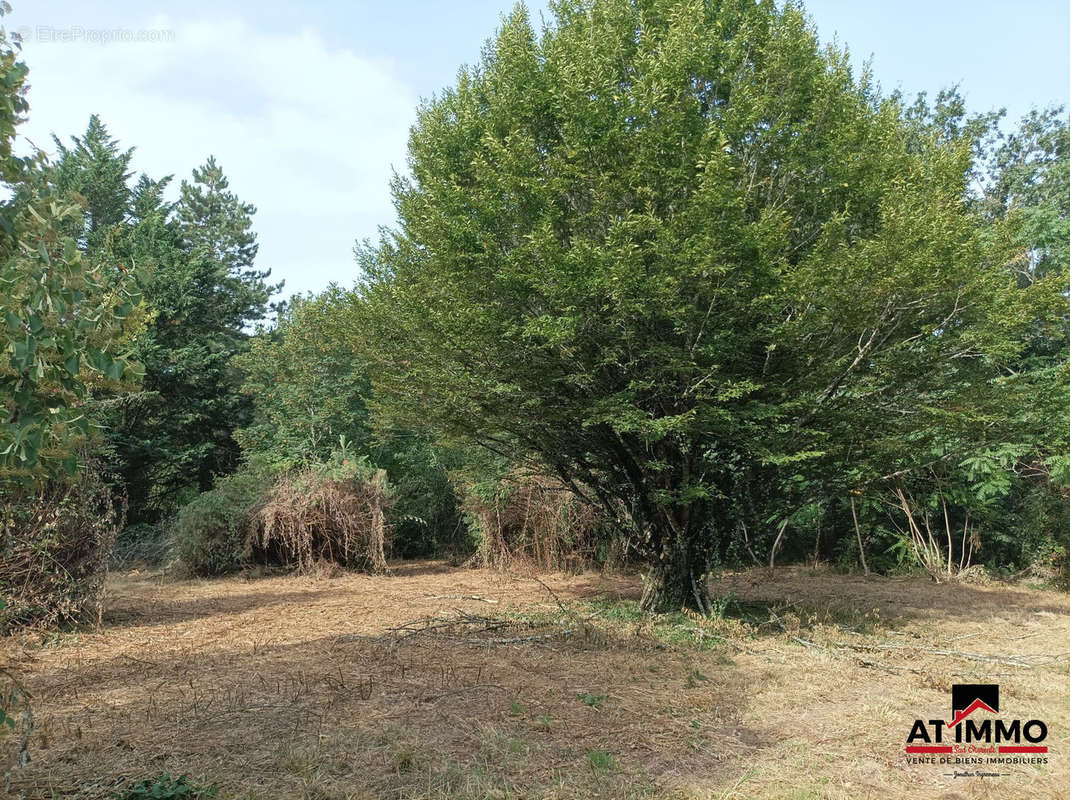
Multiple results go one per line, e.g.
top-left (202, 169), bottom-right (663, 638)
top-left (7, 1), bottom-right (1068, 296)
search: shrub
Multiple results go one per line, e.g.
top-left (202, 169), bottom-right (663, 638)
top-left (375, 434), bottom-right (462, 559)
top-left (175, 456), bottom-right (393, 576)
top-left (462, 472), bottom-right (614, 571)
top-left (172, 463), bottom-right (277, 576)
top-left (256, 458), bottom-right (393, 573)
top-left (113, 773), bottom-right (217, 799)
top-left (0, 469), bottom-right (120, 633)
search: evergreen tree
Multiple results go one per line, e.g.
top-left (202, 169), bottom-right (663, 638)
top-left (51, 115), bottom-right (134, 248)
top-left (174, 156), bottom-right (275, 337)
top-left (114, 157), bottom-right (277, 516)
top-left (47, 125), bottom-right (278, 519)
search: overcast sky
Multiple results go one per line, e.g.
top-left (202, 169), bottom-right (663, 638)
top-left (7, 1), bottom-right (1069, 298)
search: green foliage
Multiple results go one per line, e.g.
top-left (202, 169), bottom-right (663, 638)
top-left (236, 291), bottom-right (370, 466)
top-left (352, 0), bottom-right (1067, 608)
top-left (117, 153), bottom-right (277, 519)
top-left (45, 122), bottom-right (279, 522)
top-left (113, 773), bottom-right (218, 800)
top-left (984, 107), bottom-right (1070, 279)
top-left (0, 3), bottom-right (28, 188)
top-left (172, 460), bottom-right (277, 575)
top-left (0, 193), bottom-right (144, 483)
top-left (587, 749), bottom-right (615, 773)
top-left (173, 451), bottom-right (396, 576)
top-left (580, 596), bottom-right (751, 650)
top-left (576, 693), bottom-right (606, 709)
top-left (51, 114), bottom-right (134, 247)
top-left (235, 290), bottom-right (462, 559)
top-left (371, 431), bottom-right (463, 558)
top-left (0, 61), bottom-right (143, 488)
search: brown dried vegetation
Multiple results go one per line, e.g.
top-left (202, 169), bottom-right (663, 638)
top-left (2, 565), bottom-right (1069, 799)
top-left (256, 467), bottom-right (391, 574)
top-left (0, 473), bottom-right (120, 634)
top-left (463, 473), bottom-right (613, 571)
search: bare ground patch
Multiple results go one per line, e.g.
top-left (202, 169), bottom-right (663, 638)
top-left (2, 563), bottom-right (1069, 799)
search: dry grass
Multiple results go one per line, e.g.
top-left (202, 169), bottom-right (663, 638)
top-left (463, 473), bottom-right (611, 571)
top-left (256, 468), bottom-right (391, 574)
top-left (1, 563), bottom-right (1069, 799)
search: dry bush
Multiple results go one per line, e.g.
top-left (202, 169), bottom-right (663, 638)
top-left (462, 472), bottom-right (614, 571)
top-left (256, 465), bottom-right (392, 573)
top-left (0, 470), bottom-right (121, 633)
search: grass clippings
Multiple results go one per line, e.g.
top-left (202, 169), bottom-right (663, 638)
top-left (1, 563), bottom-right (1068, 799)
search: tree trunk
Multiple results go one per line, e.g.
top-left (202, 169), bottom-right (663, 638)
top-left (640, 539), bottom-right (712, 614)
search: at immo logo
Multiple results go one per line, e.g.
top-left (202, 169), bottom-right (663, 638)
top-left (906, 684), bottom-right (1048, 755)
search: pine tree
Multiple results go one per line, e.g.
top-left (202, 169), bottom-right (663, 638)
top-left (117, 157), bottom-right (277, 511)
top-left (47, 127), bottom-right (278, 519)
top-left (51, 115), bottom-right (134, 247)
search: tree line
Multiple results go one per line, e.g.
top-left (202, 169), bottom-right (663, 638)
top-left (2, 0), bottom-right (1070, 622)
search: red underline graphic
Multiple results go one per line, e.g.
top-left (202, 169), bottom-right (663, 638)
top-left (906, 745), bottom-right (1048, 754)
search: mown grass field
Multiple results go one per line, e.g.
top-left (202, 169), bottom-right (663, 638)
top-left (2, 564), bottom-right (1068, 799)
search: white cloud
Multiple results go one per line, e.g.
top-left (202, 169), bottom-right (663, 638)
top-left (13, 15), bottom-right (417, 296)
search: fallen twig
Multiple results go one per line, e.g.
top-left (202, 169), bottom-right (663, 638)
top-left (451, 631), bottom-right (573, 646)
top-left (533, 576), bottom-right (594, 639)
top-left (419, 684), bottom-right (509, 703)
top-left (857, 658), bottom-right (926, 675)
top-left (424, 594), bottom-right (500, 604)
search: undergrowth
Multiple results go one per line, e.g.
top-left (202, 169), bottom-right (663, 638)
top-left (113, 773), bottom-right (217, 799)
top-left (502, 589), bottom-right (888, 654)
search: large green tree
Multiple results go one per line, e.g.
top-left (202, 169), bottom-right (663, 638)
top-left (114, 156), bottom-right (278, 517)
top-left (235, 290), bottom-right (370, 465)
top-left (47, 124), bottom-right (278, 519)
top-left (353, 0), bottom-right (1066, 611)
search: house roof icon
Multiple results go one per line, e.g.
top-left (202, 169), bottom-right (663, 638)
top-left (948, 684), bottom-right (999, 728)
